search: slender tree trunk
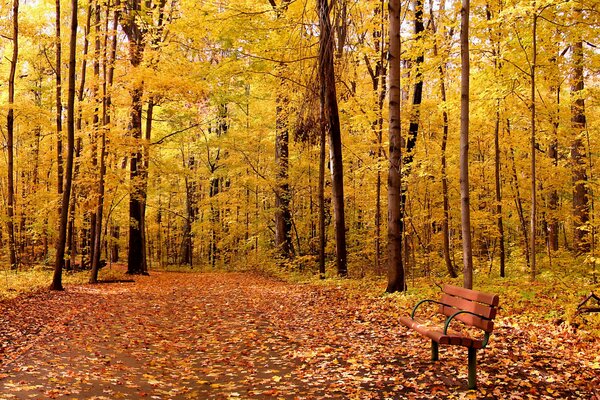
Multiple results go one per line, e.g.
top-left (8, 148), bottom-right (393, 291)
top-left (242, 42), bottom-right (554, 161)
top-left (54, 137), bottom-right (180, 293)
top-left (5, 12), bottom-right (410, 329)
top-left (90, 3), bottom-right (114, 283)
top-left (55, 0), bottom-right (64, 200)
top-left (571, 8), bottom-right (589, 253)
top-left (386, 0), bottom-right (405, 293)
top-left (431, 0), bottom-right (456, 278)
top-left (460, 0), bottom-right (474, 289)
top-left (508, 135), bottom-right (531, 266)
top-left (67, 0), bottom-right (93, 272)
top-left (530, 12), bottom-right (537, 280)
top-left (51, 0), bottom-right (77, 291)
top-left (318, 0), bottom-right (347, 277)
top-left (494, 103), bottom-right (506, 277)
top-left (6, 0), bottom-right (19, 270)
top-left (548, 53), bottom-right (560, 251)
top-left (318, 123), bottom-right (326, 277)
top-left (274, 67), bottom-right (294, 259)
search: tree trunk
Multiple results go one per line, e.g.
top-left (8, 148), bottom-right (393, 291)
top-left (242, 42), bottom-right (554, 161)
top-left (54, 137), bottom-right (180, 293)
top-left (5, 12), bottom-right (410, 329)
top-left (6, 0), bottom-right (19, 270)
top-left (51, 0), bottom-right (77, 291)
top-left (274, 68), bottom-right (294, 259)
top-left (431, 0), bottom-right (457, 278)
top-left (318, 121), bottom-right (326, 277)
top-left (571, 9), bottom-right (589, 253)
top-left (386, 0), bottom-right (405, 293)
top-left (90, 2), bottom-right (112, 283)
top-left (494, 103), bottom-right (506, 277)
top-left (122, 0), bottom-right (146, 275)
top-left (55, 0), bottom-right (64, 200)
top-left (460, 0), bottom-right (474, 289)
top-left (318, 0), bottom-right (347, 277)
top-left (529, 13), bottom-right (538, 281)
top-left (548, 53), bottom-right (560, 252)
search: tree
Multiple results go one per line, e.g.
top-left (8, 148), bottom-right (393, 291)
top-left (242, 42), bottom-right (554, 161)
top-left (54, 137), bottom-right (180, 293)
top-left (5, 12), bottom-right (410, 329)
top-left (431, 0), bottom-right (457, 278)
top-left (460, 0), bottom-right (473, 289)
top-left (570, 5), bottom-right (589, 254)
top-left (121, 0), bottom-right (148, 275)
top-left (51, 0), bottom-right (77, 291)
top-left (529, 8), bottom-right (538, 281)
top-left (269, 0), bottom-right (294, 261)
top-left (6, 0), bottom-right (19, 270)
top-left (386, 0), bottom-right (405, 293)
top-left (318, 0), bottom-right (347, 277)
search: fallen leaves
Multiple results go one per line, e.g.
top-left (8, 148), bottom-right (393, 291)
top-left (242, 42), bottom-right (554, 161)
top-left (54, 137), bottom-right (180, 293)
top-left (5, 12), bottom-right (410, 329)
top-left (0, 270), bottom-right (598, 399)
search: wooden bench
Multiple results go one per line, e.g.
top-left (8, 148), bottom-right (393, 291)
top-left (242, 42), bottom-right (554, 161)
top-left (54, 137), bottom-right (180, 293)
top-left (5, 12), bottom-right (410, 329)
top-left (399, 284), bottom-right (499, 389)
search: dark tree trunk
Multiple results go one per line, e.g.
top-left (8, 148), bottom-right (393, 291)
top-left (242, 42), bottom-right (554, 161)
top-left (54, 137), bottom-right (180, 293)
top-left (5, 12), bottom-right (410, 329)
top-left (571, 22), bottom-right (589, 253)
top-left (6, 0), bottom-right (19, 270)
top-left (318, 109), bottom-right (326, 278)
top-left (274, 72), bottom-right (294, 259)
top-left (51, 0), bottom-right (77, 291)
top-left (318, 0), bottom-right (347, 277)
top-left (91, 2), bottom-right (113, 283)
top-left (121, 0), bottom-right (146, 275)
top-left (127, 85), bottom-right (145, 275)
top-left (181, 157), bottom-right (196, 266)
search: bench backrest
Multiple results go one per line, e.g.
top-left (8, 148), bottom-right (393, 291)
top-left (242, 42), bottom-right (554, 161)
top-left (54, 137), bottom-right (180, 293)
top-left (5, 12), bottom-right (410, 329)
top-left (438, 284), bottom-right (499, 333)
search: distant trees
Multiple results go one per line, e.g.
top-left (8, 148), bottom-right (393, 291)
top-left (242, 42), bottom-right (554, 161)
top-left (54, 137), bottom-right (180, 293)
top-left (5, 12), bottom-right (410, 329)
top-left (0, 0), bottom-right (596, 288)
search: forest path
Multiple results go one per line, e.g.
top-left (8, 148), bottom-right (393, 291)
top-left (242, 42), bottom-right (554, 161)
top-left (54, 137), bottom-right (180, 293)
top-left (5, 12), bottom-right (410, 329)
top-left (0, 270), bottom-right (599, 399)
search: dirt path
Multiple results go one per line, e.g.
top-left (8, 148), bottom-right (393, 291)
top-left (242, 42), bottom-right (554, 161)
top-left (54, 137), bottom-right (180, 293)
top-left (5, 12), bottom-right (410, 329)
top-left (0, 271), bottom-right (598, 399)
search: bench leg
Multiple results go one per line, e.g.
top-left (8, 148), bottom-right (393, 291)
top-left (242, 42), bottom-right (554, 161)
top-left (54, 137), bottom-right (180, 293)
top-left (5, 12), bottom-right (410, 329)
top-left (431, 340), bottom-right (439, 361)
top-left (468, 347), bottom-right (477, 389)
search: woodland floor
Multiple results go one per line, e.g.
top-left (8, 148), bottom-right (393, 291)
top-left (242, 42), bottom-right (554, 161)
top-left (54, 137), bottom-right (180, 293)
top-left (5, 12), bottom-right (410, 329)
top-left (0, 269), bottom-right (599, 399)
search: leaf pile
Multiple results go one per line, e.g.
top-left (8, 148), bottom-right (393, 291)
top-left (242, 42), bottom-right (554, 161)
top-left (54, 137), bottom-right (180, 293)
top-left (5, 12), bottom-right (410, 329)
top-left (0, 272), bottom-right (598, 399)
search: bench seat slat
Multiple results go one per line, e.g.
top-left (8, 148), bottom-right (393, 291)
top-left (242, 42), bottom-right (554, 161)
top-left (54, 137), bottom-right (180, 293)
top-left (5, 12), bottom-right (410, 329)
top-left (399, 316), bottom-right (484, 349)
top-left (443, 284), bottom-right (499, 307)
top-left (440, 293), bottom-right (497, 319)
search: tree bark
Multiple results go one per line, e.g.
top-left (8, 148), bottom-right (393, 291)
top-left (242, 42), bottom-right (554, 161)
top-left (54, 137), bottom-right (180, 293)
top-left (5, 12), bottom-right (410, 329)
top-left (51, 0), bottom-right (77, 291)
top-left (318, 0), bottom-right (347, 277)
top-left (386, 0), bottom-right (405, 293)
top-left (274, 67), bottom-right (294, 259)
top-left (571, 9), bottom-right (589, 253)
top-left (6, 0), bottom-right (19, 270)
top-left (121, 0), bottom-right (146, 275)
top-left (431, 0), bottom-right (457, 278)
top-left (460, 0), bottom-right (474, 289)
top-left (529, 12), bottom-right (537, 281)
top-left (55, 0), bottom-right (64, 200)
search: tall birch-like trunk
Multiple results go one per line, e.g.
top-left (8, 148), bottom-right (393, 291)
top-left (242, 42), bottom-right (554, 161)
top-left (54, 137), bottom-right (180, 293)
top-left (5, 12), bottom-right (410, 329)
top-left (386, 0), bottom-right (405, 292)
top-left (51, 0), bottom-right (77, 291)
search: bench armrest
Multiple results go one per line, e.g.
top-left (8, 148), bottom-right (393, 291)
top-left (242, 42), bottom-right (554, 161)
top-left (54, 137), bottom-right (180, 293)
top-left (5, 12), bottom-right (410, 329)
top-left (410, 299), bottom-right (448, 319)
top-left (443, 310), bottom-right (492, 348)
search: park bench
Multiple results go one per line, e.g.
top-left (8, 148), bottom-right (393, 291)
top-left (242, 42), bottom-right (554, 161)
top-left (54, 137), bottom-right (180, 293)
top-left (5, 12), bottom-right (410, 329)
top-left (399, 284), bottom-right (499, 389)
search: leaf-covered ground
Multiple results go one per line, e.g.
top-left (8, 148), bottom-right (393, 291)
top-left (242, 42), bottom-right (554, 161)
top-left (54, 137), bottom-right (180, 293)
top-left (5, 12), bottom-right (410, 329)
top-left (0, 271), bottom-right (598, 399)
